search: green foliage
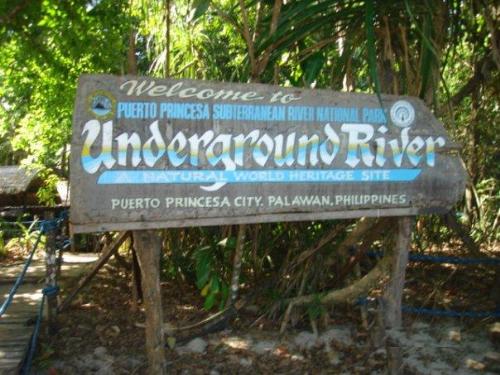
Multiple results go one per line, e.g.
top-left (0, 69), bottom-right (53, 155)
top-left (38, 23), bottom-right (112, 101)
top-left (194, 238), bottom-right (233, 310)
top-left (0, 231), bottom-right (6, 258)
top-left (16, 219), bottom-right (41, 250)
top-left (0, 0), bottom-right (498, 324)
top-left (0, 0), bottom-right (131, 201)
top-left (307, 294), bottom-right (326, 321)
top-left (470, 178), bottom-right (500, 245)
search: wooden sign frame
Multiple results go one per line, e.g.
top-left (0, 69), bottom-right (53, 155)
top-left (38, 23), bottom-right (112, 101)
top-left (70, 75), bottom-right (465, 233)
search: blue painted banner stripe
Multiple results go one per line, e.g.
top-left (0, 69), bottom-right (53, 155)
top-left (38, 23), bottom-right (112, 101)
top-left (96, 169), bottom-right (421, 185)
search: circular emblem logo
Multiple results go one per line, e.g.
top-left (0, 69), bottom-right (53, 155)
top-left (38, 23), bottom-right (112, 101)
top-left (88, 91), bottom-right (115, 119)
top-left (390, 100), bottom-right (415, 128)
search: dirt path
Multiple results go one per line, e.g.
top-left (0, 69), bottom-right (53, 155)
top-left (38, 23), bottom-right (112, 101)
top-left (31, 260), bottom-right (500, 374)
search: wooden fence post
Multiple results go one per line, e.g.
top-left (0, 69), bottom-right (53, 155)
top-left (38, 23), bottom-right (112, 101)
top-left (44, 212), bottom-right (58, 335)
top-left (133, 230), bottom-right (166, 374)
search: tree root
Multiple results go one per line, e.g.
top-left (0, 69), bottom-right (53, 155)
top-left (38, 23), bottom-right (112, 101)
top-left (286, 252), bottom-right (394, 307)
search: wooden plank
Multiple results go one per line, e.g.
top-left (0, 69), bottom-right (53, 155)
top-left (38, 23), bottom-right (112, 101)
top-left (0, 358), bottom-right (23, 365)
top-left (0, 340), bottom-right (30, 349)
top-left (71, 205), bottom-right (449, 233)
top-left (0, 317), bottom-right (34, 325)
top-left (0, 350), bottom-right (25, 359)
top-left (0, 322), bottom-right (32, 329)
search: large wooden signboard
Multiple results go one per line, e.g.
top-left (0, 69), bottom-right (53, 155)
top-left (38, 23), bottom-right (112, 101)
top-left (70, 75), bottom-right (465, 233)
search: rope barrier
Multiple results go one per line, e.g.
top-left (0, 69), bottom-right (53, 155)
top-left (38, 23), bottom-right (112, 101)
top-left (401, 306), bottom-right (500, 318)
top-left (0, 231), bottom-right (43, 317)
top-left (42, 285), bottom-right (60, 298)
top-left (22, 293), bottom-right (46, 375)
top-left (359, 249), bottom-right (500, 318)
top-left (21, 286), bottom-right (60, 374)
top-left (0, 209), bottom-right (67, 232)
top-left (367, 250), bottom-right (500, 266)
top-left (357, 298), bottom-right (500, 318)
top-left (39, 219), bottom-right (59, 234)
top-left (56, 238), bottom-right (72, 250)
top-left (1, 209), bottom-right (67, 373)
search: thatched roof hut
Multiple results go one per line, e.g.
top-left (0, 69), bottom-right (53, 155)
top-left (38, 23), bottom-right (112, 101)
top-left (0, 166), bottom-right (42, 207)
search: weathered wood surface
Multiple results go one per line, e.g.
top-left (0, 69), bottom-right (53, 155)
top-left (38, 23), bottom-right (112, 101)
top-left (383, 216), bottom-right (413, 375)
top-left (44, 212), bottom-right (58, 335)
top-left (70, 75), bottom-right (466, 233)
top-left (133, 230), bottom-right (166, 374)
top-left (0, 253), bottom-right (98, 374)
top-left (384, 217), bottom-right (413, 327)
top-left (0, 283), bottom-right (42, 374)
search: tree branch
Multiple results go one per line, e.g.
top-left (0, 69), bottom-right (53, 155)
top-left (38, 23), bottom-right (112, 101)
top-left (238, 0), bottom-right (258, 80)
top-left (257, 0), bottom-right (282, 76)
top-left (0, 0), bottom-right (31, 26)
top-left (438, 52), bottom-right (495, 115)
top-left (480, 0), bottom-right (500, 70)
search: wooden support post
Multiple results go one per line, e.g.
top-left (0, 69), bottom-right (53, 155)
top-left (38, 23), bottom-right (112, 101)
top-left (227, 224), bottom-right (246, 307)
top-left (55, 213), bottom-right (68, 288)
top-left (44, 212), bottom-right (58, 335)
top-left (131, 239), bottom-right (143, 311)
top-left (383, 216), bottom-right (413, 375)
top-left (133, 230), bottom-right (166, 374)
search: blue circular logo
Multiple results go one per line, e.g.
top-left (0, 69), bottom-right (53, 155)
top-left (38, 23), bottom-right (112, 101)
top-left (88, 91), bottom-right (115, 119)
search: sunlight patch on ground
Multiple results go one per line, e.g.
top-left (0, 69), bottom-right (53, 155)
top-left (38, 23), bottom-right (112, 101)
top-left (221, 336), bottom-right (252, 350)
top-left (177, 304), bottom-right (196, 311)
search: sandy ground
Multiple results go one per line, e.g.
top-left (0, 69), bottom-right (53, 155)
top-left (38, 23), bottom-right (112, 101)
top-left (28, 260), bottom-right (499, 374)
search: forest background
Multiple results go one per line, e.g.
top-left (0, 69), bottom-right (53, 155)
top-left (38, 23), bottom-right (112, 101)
top-left (0, 0), bottom-right (498, 313)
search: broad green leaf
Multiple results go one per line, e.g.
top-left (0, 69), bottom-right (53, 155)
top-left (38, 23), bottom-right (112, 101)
top-left (302, 51), bottom-right (325, 85)
top-left (193, 0), bottom-right (210, 21)
top-left (204, 291), bottom-right (216, 310)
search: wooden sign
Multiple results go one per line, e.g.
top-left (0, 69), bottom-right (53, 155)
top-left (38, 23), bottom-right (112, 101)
top-left (70, 74), bottom-right (465, 233)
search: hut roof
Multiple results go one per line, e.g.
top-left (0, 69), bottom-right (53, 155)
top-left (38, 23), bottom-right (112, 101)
top-left (0, 166), bottom-right (40, 195)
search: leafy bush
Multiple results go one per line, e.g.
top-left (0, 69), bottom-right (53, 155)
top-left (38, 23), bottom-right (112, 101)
top-left (470, 178), bottom-right (499, 246)
top-left (0, 231), bottom-right (6, 258)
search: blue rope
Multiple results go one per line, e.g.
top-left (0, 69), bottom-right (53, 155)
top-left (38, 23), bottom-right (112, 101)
top-left (367, 250), bottom-right (500, 266)
top-left (21, 285), bottom-right (59, 374)
top-left (39, 219), bottom-right (59, 234)
top-left (3, 212), bottom-right (67, 373)
top-left (1, 211), bottom-right (67, 232)
top-left (0, 231), bottom-right (43, 317)
top-left (22, 294), bottom-right (45, 375)
top-left (408, 253), bottom-right (500, 265)
top-left (58, 210), bottom-right (69, 221)
top-left (357, 297), bottom-right (500, 318)
top-left (56, 238), bottom-right (71, 250)
top-left (401, 305), bottom-right (500, 318)
top-left (42, 285), bottom-right (59, 297)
